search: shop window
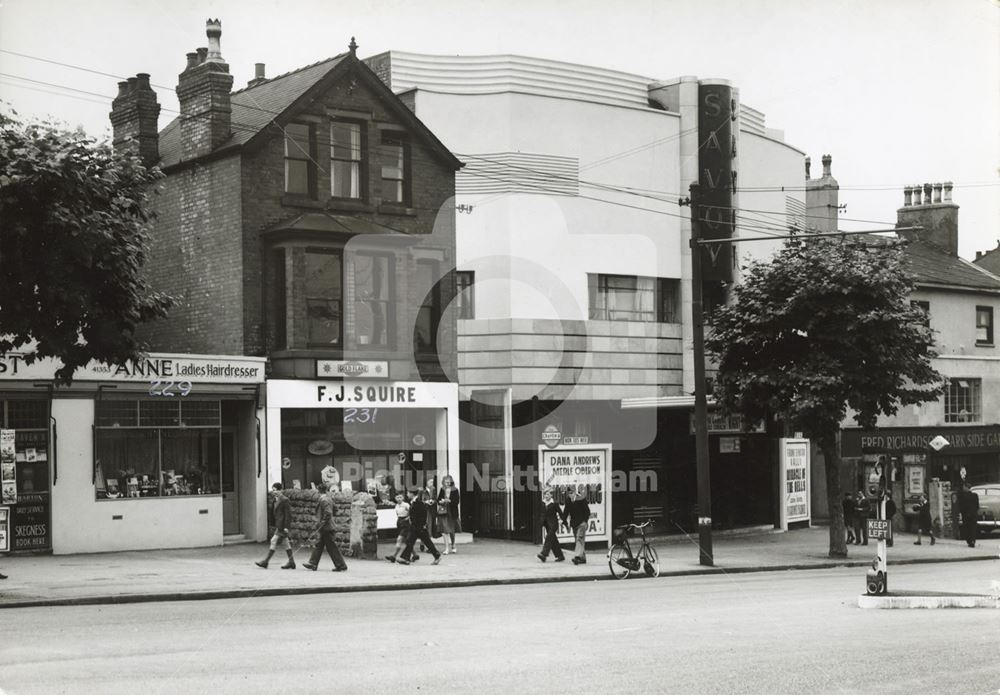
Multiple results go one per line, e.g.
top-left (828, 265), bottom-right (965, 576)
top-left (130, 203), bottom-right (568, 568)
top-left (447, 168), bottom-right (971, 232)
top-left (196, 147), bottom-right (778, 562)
top-left (94, 400), bottom-right (222, 499)
top-left (588, 274), bottom-right (680, 322)
top-left (284, 122), bottom-right (315, 196)
top-left (352, 252), bottom-right (392, 348)
top-left (455, 271), bottom-right (474, 320)
top-left (415, 259), bottom-right (441, 352)
top-left (0, 400), bottom-right (51, 551)
top-left (279, 406), bottom-right (441, 509)
top-left (380, 131), bottom-right (410, 205)
top-left (330, 119), bottom-right (363, 199)
top-left (976, 305), bottom-right (993, 345)
top-left (305, 249), bottom-right (343, 347)
top-left (944, 378), bottom-right (981, 423)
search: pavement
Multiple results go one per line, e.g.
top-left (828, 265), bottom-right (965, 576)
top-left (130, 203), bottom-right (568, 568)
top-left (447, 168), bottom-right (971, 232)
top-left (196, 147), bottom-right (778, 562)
top-left (0, 526), bottom-right (997, 609)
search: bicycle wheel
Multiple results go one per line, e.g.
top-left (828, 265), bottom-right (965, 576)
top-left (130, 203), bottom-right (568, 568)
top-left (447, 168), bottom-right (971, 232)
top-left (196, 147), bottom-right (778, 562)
top-left (608, 544), bottom-right (632, 579)
top-left (641, 544), bottom-right (660, 578)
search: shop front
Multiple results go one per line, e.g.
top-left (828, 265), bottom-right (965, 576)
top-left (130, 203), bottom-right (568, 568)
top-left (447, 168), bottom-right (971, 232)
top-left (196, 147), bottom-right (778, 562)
top-left (0, 353), bottom-right (266, 554)
top-left (265, 377), bottom-right (459, 531)
top-left (841, 425), bottom-right (1000, 523)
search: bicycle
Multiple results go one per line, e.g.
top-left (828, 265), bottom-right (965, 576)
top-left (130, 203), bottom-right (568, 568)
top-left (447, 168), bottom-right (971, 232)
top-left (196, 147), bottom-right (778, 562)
top-left (608, 520), bottom-right (659, 579)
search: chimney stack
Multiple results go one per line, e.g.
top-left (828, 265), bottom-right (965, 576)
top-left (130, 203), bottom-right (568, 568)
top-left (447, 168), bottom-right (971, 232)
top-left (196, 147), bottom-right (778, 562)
top-left (176, 19), bottom-right (234, 160)
top-left (247, 63), bottom-right (267, 88)
top-left (804, 153), bottom-right (838, 233)
top-left (897, 181), bottom-right (960, 255)
top-left (109, 71), bottom-right (161, 168)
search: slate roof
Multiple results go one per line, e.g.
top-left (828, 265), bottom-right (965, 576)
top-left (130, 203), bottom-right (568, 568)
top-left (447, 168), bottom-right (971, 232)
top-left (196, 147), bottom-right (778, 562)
top-left (157, 53), bottom-right (460, 171)
top-left (159, 55), bottom-right (346, 168)
top-left (904, 239), bottom-right (1000, 292)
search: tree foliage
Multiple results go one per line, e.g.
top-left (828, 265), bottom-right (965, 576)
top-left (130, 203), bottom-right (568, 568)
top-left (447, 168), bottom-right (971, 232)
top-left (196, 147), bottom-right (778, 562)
top-left (0, 111), bottom-right (171, 383)
top-left (704, 235), bottom-right (944, 556)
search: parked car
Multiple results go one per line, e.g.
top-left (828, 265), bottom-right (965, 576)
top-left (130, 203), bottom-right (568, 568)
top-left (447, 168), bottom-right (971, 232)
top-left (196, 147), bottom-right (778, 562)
top-left (972, 484), bottom-right (1000, 536)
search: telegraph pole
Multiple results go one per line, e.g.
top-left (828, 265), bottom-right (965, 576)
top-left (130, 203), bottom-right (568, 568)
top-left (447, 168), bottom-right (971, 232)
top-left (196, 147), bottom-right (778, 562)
top-left (687, 182), bottom-right (714, 566)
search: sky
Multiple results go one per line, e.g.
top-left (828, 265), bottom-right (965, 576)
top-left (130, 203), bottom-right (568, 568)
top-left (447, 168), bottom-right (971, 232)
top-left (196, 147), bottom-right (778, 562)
top-left (1, 0), bottom-right (997, 260)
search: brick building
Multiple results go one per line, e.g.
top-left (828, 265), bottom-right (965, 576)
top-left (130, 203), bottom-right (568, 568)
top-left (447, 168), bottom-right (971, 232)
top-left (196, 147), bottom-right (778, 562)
top-left (110, 21), bottom-right (462, 536)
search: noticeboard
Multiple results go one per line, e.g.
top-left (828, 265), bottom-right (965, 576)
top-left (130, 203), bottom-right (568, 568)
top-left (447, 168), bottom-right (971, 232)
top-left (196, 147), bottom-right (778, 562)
top-left (778, 438), bottom-right (811, 530)
top-left (538, 444), bottom-right (612, 543)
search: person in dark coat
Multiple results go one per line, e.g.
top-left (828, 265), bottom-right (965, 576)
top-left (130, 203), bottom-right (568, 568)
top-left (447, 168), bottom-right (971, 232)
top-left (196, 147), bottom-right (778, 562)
top-left (256, 482), bottom-right (296, 569)
top-left (853, 492), bottom-right (870, 545)
top-left (537, 490), bottom-right (566, 562)
top-left (882, 493), bottom-right (896, 547)
top-left (436, 475), bottom-right (461, 555)
top-left (958, 483), bottom-right (980, 548)
top-left (398, 488), bottom-right (442, 565)
top-left (842, 493), bottom-right (855, 544)
top-left (561, 486), bottom-right (592, 564)
top-left (303, 483), bottom-right (347, 571)
top-left (914, 494), bottom-right (935, 545)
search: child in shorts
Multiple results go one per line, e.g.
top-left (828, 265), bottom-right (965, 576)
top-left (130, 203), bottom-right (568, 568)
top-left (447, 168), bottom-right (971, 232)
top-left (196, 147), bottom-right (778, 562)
top-left (385, 492), bottom-right (419, 563)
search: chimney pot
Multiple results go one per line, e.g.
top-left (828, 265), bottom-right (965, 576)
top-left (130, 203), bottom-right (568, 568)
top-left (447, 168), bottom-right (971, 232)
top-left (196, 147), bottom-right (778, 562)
top-left (912, 185), bottom-right (922, 205)
top-left (943, 181), bottom-right (953, 202)
top-left (903, 186), bottom-right (913, 206)
top-left (933, 183), bottom-right (943, 204)
top-left (255, 63), bottom-right (265, 79)
top-left (804, 156), bottom-right (811, 180)
top-left (136, 73), bottom-right (151, 90)
top-left (205, 19), bottom-right (224, 63)
top-left (197, 47), bottom-right (208, 63)
top-left (821, 154), bottom-right (832, 177)
top-left (976, 251), bottom-right (983, 260)
top-left (186, 52), bottom-right (199, 70)
top-left (116, 81), bottom-right (130, 98)
top-left (127, 76), bottom-right (138, 93)
top-left (923, 183), bottom-right (933, 205)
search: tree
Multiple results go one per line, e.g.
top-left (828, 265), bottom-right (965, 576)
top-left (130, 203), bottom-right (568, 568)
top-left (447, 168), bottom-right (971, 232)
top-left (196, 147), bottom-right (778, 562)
top-left (704, 236), bottom-right (944, 558)
top-left (0, 111), bottom-right (171, 383)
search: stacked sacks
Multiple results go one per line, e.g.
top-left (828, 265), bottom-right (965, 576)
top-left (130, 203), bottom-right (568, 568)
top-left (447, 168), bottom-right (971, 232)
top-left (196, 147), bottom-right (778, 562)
top-left (283, 488), bottom-right (378, 558)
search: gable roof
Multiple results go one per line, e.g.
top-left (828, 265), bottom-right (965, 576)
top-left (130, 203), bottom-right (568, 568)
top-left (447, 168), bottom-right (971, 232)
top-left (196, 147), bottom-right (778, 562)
top-left (158, 52), bottom-right (461, 170)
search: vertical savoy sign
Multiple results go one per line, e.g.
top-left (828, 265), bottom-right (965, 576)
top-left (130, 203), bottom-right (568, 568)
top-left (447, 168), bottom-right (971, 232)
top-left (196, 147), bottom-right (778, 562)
top-left (697, 81), bottom-right (736, 283)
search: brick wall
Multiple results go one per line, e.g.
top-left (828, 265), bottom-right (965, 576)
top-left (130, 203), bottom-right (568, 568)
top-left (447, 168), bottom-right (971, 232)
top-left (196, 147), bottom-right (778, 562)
top-left (140, 155), bottom-right (244, 353)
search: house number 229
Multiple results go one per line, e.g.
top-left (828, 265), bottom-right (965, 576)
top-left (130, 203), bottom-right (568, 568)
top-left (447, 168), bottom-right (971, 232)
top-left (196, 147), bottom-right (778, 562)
top-left (149, 380), bottom-right (193, 397)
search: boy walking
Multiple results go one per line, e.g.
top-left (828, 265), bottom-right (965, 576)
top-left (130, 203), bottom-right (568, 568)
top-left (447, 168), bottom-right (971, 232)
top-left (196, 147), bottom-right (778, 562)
top-left (386, 492), bottom-right (419, 563)
top-left (537, 490), bottom-right (566, 562)
top-left (398, 488), bottom-right (441, 565)
top-left (256, 482), bottom-right (296, 569)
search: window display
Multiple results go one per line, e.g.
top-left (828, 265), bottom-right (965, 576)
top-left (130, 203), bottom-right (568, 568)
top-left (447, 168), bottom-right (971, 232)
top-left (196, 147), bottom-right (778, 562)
top-left (279, 406), bottom-right (440, 509)
top-left (95, 400), bottom-right (222, 500)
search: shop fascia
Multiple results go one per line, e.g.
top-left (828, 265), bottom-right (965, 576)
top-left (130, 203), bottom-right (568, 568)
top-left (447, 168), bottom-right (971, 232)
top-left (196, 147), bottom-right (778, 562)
top-left (0, 353), bottom-right (265, 387)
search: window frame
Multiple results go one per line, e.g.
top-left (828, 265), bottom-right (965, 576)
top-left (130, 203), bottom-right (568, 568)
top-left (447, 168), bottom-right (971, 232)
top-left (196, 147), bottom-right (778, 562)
top-left (380, 131), bottom-right (411, 206)
top-left (350, 250), bottom-right (394, 349)
top-left (330, 118), bottom-right (365, 201)
top-left (415, 259), bottom-right (442, 353)
top-left (94, 400), bottom-right (222, 500)
top-left (283, 122), bottom-right (316, 197)
top-left (304, 248), bottom-right (345, 348)
top-left (589, 273), bottom-right (679, 323)
top-left (975, 305), bottom-right (993, 345)
top-left (944, 377), bottom-right (982, 423)
top-left (455, 270), bottom-right (475, 320)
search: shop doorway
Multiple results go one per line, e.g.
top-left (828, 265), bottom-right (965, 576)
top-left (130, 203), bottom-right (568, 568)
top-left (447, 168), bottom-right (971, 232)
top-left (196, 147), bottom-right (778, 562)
top-left (221, 428), bottom-right (239, 534)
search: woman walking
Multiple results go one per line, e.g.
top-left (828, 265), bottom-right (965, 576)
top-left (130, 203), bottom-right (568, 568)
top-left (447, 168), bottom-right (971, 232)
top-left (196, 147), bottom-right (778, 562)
top-left (436, 475), bottom-right (461, 554)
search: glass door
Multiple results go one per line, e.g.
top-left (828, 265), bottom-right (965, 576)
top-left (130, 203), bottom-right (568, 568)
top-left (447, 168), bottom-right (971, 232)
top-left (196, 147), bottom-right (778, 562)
top-left (220, 429), bottom-right (239, 534)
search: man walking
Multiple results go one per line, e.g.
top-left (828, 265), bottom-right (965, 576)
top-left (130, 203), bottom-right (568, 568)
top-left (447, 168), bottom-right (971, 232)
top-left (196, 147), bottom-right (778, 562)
top-left (398, 487), bottom-right (441, 565)
top-left (853, 491), bottom-right (870, 545)
top-left (256, 482), bottom-right (296, 569)
top-left (561, 486), bottom-right (592, 565)
top-left (913, 494), bottom-right (935, 545)
top-left (958, 483), bottom-right (980, 548)
top-left (303, 483), bottom-right (348, 572)
top-left (842, 492), bottom-right (855, 545)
